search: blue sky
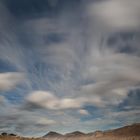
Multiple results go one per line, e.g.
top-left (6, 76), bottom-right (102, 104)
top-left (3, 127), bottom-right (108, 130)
top-left (0, 0), bottom-right (140, 137)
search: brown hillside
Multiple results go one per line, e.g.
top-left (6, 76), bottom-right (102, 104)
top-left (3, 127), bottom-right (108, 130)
top-left (104, 123), bottom-right (140, 137)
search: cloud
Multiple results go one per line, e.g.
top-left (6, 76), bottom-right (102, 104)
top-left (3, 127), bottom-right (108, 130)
top-left (26, 90), bottom-right (86, 110)
top-left (0, 104), bottom-right (56, 137)
top-left (80, 52), bottom-right (140, 105)
top-left (0, 72), bottom-right (25, 91)
top-left (37, 118), bottom-right (56, 125)
top-left (106, 109), bottom-right (140, 126)
top-left (78, 109), bottom-right (89, 115)
top-left (26, 90), bottom-right (109, 110)
top-left (0, 2), bottom-right (26, 72)
top-left (26, 91), bottom-right (59, 110)
top-left (88, 0), bottom-right (140, 30)
top-left (0, 96), bottom-right (7, 105)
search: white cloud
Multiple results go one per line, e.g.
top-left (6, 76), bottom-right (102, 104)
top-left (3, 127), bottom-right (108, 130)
top-left (37, 118), bottom-right (56, 125)
top-left (27, 91), bottom-right (59, 110)
top-left (88, 0), bottom-right (140, 30)
top-left (26, 91), bottom-right (87, 110)
top-left (78, 109), bottom-right (89, 115)
top-left (59, 98), bottom-right (85, 109)
top-left (26, 90), bottom-right (108, 110)
top-left (0, 72), bottom-right (25, 91)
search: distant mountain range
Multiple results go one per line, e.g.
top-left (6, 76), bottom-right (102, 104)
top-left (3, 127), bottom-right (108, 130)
top-left (43, 123), bottom-right (140, 139)
top-left (43, 131), bottom-right (85, 138)
top-left (0, 123), bottom-right (140, 140)
top-left (43, 131), bottom-right (63, 138)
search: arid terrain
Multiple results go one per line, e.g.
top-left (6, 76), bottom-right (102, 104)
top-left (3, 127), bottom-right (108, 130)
top-left (0, 123), bottom-right (140, 140)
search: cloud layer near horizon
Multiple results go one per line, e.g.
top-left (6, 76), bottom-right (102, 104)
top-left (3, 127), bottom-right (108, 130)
top-left (0, 0), bottom-right (140, 136)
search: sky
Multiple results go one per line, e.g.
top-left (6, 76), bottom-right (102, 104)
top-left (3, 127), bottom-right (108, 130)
top-left (0, 0), bottom-right (140, 137)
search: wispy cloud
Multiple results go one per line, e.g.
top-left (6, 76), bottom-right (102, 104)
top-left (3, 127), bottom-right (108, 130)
top-left (0, 72), bottom-right (25, 91)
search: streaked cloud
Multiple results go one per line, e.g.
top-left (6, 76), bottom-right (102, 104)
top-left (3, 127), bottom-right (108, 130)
top-left (0, 72), bottom-right (25, 91)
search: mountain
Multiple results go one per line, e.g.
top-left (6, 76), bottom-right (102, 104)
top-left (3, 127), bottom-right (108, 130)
top-left (0, 123), bottom-right (140, 140)
top-left (0, 132), bottom-right (17, 137)
top-left (86, 123), bottom-right (140, 138)
top-left (65, 131), bottom-right (85, 137)
top-left (43, 131), bottom-right (63, 138)
top-left (42, 123), bottom-right (140, 140)
top-left (87, 130), bottom-right (104, 137)
top-left (104, 123), bottom-right (140, 137)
